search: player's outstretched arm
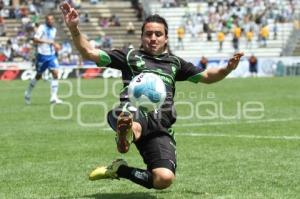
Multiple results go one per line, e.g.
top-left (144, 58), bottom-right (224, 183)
top-left (60, 2), bottom-right (100, 63)
top-left (199, 52), bottom-right (244, 84)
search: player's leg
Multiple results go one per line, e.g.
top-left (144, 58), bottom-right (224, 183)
top-left (49, 69), bottom-right (62, 104)
top-left (152, 168), bottom-right (175, 189)
top-left (135, 134), bottom-right (176, 189)
top-left (116, 159), bottom-right (175, 189)
top-left (89, 134), bottom-right (176, 190)
top-left (107, 103), bottom-right (147, 153)
top-left (49, 57), bottom-right (62, 104)
top-left (116, 112), bottom-right (143, 153)
top-left (24, 54), bottom-right (45, 104)
top-left (89, 161), bottom-right (174, 189)
top-left (90, 103), bottom-right (176, 189)
top-left (135, 115), bottom-right (177, 189)
top-left (89, 104), bottom-right (152, 188)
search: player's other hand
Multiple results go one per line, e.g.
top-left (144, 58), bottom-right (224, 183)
top-left (60, 2), bottom-right (79, 29)
top-left (226, 52), bottom-right (244, 71)
top-left (53, 43), bottom-right (61, 52)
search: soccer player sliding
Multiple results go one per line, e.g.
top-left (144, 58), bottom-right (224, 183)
top-left (60, 1), bottom-right (243, 189)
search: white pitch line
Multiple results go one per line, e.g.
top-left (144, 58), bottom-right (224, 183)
top-left (173, 117), bottom-right (299, 127)
top-left (176, 133), bottom-right (300, 140)
top-left (102, 117), bottom-right (299, 131)
top-left (100, 118), bottom-right (300, 141)
top-left (100, 128), bottom-right (300, 140)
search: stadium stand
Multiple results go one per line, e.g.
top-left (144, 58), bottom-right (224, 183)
top-left (55, 0), bottom-right (143, 49)
top-left (1, 0), bottom-right (300, 63)
top-left (147, 0), bottom-right (299, 59)
top-left (290, 3), bottom-right (300, 56)
top-left (0, 0), bottom-right (143, 63)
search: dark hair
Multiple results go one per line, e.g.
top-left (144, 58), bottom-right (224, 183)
top-left (45, 13), bottom-right (54, 19)
top-left (141, 14), bottom-right (168, 37)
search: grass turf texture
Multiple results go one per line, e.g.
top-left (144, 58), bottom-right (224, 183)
top-left (0, 77), bottom-right (299, 199)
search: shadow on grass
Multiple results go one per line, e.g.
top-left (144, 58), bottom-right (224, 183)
top-left (82, 189), bottom-right (206, 198)
top-left (156, 189), bottom-right (208, 196)
top-left (48, 189), bottom-right (206, 199)
top-left (44, 190), bottom-right (208, 199)
top-left (83, 192), bottom-right (156, 199)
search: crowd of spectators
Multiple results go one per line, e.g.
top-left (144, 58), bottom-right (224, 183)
top-left (0, 0), bottom-right (119, 64)
top-left (175, 0), bottom-right (297, 51)
top-left (131, 0), bottom-right (144, 21)
top-left (0, 0), bottom-right (43, 62)
top-left (160, 0), bottom-right (187, 8)
top-left (98, 14), bottom-right (121, 28)
top-left (0, 0), bottom-right (298, 63)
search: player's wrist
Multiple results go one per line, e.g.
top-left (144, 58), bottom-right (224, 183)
top-left (225, 65), bottom-right (233, 72)
top-left (223, 66), bottom-right (233, 76)
top-left (69, 26), bottom-right (80, 37)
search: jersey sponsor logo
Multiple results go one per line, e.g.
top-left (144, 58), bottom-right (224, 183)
top-left (159, 75), bottom-right (172, 85)
top-left (134, 55), bottom-right (145, 70)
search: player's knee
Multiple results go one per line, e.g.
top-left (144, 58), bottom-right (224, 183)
top-left (52, 72), bottom-right (59, 79)
top-left (152, 169), bottom-right (175, 190)
top-left (153, 173), bottom-right (174, 189)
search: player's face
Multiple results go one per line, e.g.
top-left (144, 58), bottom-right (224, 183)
top-left (141, 22), bottom-right (168, 55)
top-left (46, 15), bottom-right (55, 27)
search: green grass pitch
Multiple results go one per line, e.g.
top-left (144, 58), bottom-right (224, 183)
top-left (0, 77), bottom-right (299, 199)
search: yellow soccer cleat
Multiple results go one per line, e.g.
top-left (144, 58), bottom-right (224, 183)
top-left (89, 159), bottom-right (128, 180)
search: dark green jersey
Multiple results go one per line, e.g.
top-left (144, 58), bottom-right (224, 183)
top-left (97, 47), bottom-right (204, 127)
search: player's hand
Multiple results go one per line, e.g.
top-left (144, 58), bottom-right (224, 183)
top-left (226, 52), bottom-right (244, 71)
top-left (60, 2), bottom-right (79, 29)
top-left (53, 42), bottom-right (61, 52)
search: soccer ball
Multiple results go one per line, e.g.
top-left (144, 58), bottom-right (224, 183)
top-left (128, 73), bottom-right (166, 111)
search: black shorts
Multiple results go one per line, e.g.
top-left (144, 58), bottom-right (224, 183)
top-left (135, 133), bottom-right (176, 174)
top-left (107, 104), bottom-right (177, 174)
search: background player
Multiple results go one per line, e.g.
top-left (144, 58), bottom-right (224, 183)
top-left (24, 14), bottom-right (62, 104)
